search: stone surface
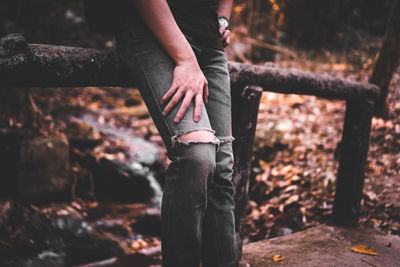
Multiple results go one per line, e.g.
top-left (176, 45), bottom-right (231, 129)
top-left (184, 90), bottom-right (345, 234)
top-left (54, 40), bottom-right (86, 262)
top-left (65, 119), bottom-right (94, 139)
top-left (92, 159), bottom-right (162, 206)
top-left (240, 224), bottom-right (400, 266)
top-left (18, 135), bottom-right (72, 201)
top-left (0, 128), bottom-right (29, 198)
top-left (0, 202), bottom-right (127, 267)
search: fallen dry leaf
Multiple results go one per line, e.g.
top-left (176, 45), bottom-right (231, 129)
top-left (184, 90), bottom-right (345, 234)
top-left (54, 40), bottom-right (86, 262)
top-left (273, 255), bottom-right (285, 261)
top-left (351, 245), bottom-right (378, 256)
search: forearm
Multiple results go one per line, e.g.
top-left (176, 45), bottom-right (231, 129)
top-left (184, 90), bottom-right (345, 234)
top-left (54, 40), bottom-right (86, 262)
top-left (132, 0), bottom-right (196, 64)
top-left (217, 0), bottom-right (233, 19)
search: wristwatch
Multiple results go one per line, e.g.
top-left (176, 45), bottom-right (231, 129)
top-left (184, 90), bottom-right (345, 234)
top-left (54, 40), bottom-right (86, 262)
top-left (218, 16), bottom-right (230, 29)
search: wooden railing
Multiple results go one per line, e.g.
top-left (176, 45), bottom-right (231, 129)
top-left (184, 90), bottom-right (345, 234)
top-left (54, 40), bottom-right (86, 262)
top-left (0, 33), bottom-right (381, 254)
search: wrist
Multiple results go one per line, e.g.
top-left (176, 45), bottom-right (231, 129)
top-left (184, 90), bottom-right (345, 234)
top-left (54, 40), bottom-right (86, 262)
top-left (174, 44), bottom-right (198, 66)
top-left (168, 35), bottom-right (198, 65)
top-left (175, 52), bottom-right (197, 65)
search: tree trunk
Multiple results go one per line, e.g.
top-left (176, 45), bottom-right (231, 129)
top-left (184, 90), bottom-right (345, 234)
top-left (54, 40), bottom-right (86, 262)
top-left (370, 0), bottom-right (400, 116)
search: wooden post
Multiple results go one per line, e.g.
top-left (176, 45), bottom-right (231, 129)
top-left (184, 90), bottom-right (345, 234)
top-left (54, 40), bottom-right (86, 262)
top-left (231, 85), bottom-right (262, 257)
top-left (370, 0), bottom-right (400, 115)
top-left (332, 99), bottom-right (374, 226)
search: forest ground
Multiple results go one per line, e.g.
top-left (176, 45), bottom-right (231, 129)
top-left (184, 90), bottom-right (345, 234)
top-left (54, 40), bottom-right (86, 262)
top-left (243, 39), bottom-right (400, 242)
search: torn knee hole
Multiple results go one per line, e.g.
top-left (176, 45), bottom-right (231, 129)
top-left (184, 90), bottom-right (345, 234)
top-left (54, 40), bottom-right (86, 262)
top-left (179, 130), bottom-right (215, 142)
top-left (171, 130), bottom-right (220, 149)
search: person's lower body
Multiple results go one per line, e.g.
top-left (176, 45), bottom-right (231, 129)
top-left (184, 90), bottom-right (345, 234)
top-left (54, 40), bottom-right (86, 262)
top-left (116, 20), bottom-right (239, 267)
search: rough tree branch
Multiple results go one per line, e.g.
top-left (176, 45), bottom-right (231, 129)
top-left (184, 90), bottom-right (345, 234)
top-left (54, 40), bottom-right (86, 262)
top-left (0, 33), bottom-right (380, 101)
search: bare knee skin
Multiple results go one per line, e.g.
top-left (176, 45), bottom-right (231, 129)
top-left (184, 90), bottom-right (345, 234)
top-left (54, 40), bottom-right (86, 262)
top-left (179, 130), bottom-right (215, 142)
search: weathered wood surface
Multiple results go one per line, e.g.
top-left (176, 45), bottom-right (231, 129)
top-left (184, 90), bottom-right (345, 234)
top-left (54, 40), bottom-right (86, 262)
top-left (0, 34), bottom-right (380, 101)
top-left (232, 86), bottom-right (263, 257)
top-left (333, 99), bottom-right (374, 226)
top-left (228, 62), bottom-right (380, 100)
top-left (0, 34), bottom-right (125, 87)
top-left (370, 0), bottom-right (400, 114)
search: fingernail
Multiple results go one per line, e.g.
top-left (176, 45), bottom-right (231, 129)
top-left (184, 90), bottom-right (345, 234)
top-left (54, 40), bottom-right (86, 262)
top-left (194, 116), bottom-right (199, 121)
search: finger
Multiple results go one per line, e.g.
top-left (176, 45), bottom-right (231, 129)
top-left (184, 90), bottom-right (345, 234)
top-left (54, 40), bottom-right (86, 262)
top-left (221, 29), bottom-right (230, 41)
top-left (222, 30), bottom-right (231, 47)
top-left (161, 81), bottom-right (179, 105)
top-left (162, 87), bottom-right (184, 116)
top-left (203, 80), bottom-right (209, 104)
top-left (194, 94), bottom-right (203, 122)
top-left (174, 92), bottom-right (195, 123)
top-left (223, 35), bottom-right (231, 48)
top-left (226, 35), bottom-right (231, 46)
top-left (219, 25), bottom-right (226, 35)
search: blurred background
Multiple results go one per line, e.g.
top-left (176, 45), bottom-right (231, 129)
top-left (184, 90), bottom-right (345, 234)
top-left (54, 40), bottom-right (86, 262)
top-left (0, 0), bottom-right (390, 60)
top-left (0, 0), bottom-right (399, 266)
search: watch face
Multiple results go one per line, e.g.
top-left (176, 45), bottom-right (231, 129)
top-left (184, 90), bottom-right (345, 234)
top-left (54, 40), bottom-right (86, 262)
top-left (218, 17), bottom-right (229, 28)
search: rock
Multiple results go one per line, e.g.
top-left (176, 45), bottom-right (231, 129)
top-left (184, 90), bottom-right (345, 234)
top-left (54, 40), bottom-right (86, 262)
top-left (77, 113), bottom-right (162, 168)
top-left (0, 128), bottom-right (30, 198)
top-left (240, 224), bottom-right (400, 266)
top-left (65, 113), bottom-right (166, 203)
top-left (65, 118), bottom-right (102, 150)
top-left (65, 226), bottom-right (127, 266)
top-left (23, 250), bottom-right (65, 267)
top-left (0, 202), bottom-right (127, 267)
top-left (18, 134), bottom-right (72, 202)
top-left (65, 119), bottom-right (94, 139)
top-left (91, 159), bottom-right (162, 206)
top-left (131, 208), bottom-right (162, 237)
top-left (126, 137), bottom-right (160, 167)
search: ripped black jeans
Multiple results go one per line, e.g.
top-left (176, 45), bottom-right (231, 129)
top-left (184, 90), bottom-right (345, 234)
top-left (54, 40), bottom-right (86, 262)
top-left (115, 20), bottom-right (239, 267)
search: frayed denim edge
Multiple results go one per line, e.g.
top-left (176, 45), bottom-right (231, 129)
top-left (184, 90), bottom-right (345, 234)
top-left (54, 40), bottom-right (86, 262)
top-left (217, 136), bottom-right (235, 144)
top-left (171, 129), bottom-right (221, 150)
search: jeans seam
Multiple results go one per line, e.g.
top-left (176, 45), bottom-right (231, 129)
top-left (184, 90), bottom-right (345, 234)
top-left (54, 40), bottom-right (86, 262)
top-left (168, 154), bottom-right (180, 238)
top-left (136, 54), bottom-right (179, 239)
top-left (135, 53), bottom-right (174, 140)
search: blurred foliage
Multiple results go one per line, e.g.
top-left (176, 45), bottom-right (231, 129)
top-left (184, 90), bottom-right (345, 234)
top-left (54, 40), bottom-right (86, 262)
top-left (0, 0), bottom-right (110, 48)
top-left (232, 0), bottom-right (390, 48)
top-left (0, 0), bottom-right (391, 50)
